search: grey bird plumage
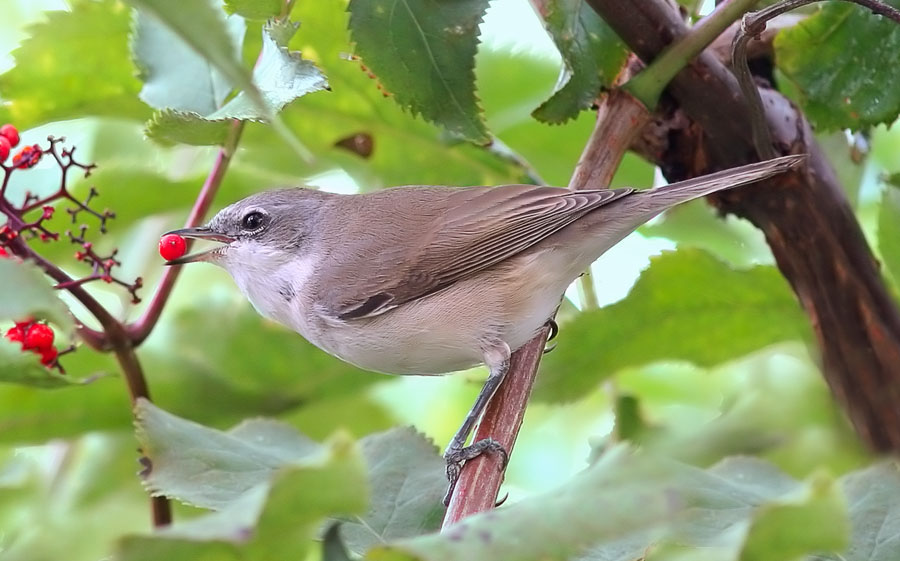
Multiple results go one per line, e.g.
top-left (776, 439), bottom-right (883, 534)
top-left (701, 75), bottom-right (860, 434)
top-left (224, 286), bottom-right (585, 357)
top-left (166, 154), bottom-right (804, 502)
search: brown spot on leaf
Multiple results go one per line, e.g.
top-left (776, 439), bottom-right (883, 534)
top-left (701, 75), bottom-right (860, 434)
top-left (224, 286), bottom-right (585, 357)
top-left (334, 132), bottom-right (374, 158)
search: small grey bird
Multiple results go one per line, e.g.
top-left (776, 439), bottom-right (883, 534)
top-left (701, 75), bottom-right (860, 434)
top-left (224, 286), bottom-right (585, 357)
top-left (166, 154), bottom-right (803, 503)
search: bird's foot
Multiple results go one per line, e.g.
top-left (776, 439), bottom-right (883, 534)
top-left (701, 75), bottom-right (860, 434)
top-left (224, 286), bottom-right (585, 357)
top-left (543, 318), bottom-right (559, 354)
top-left (442, 438), bottom-right (509, 506)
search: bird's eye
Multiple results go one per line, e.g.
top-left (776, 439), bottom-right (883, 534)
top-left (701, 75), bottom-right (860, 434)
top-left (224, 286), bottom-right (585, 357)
top-left (241, 211), bottom-right (266, 231)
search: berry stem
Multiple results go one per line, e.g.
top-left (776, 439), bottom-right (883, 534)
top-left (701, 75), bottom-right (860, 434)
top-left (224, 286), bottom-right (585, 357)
top-left (127, 119), bottom-right (245, 345)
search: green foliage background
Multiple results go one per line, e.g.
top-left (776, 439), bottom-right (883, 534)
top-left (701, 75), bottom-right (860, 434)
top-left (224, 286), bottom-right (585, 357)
top-left (0, 1), bottom-right (899, 560)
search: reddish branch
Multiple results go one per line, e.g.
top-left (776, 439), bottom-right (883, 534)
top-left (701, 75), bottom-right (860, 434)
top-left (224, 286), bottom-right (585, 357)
top-left (589, 0), bottom-right (900, 450)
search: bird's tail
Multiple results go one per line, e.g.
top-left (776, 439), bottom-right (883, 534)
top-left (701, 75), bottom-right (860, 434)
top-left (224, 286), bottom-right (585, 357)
top-left (638, 154), bottom-right (805, 209)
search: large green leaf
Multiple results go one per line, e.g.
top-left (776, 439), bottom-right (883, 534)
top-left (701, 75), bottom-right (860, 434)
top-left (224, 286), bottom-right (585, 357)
top-left (132, 0), bottom-right (245, 113)
top-left (123, 0), bottom-right (263, 114)
top-left (531, 0), bottom-right (628, 123)
top-left (536, 249), bottom-right (810, 402)
top-left (120, 400), bottom-right (368, 560)
top-left (775, 1), bottom-right (900, 131)
top-left (878, 182), bottom-right (900, 289)
top-left (146, 21), bottom-right (328, 145)
top-left (347, 0), bottom-right (491, 143)
top-left (367, 448), bottom-right (847, 561)
top-left (0, 0), bottom-right (148, 128)
top-left (340, 428), bottom-right (446, 555)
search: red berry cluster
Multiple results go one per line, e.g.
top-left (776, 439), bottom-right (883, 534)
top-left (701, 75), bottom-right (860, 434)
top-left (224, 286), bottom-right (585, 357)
top-left (0, 124), bottom-right (40, 169)
top-left (4, 319), bottom-right (58, 367)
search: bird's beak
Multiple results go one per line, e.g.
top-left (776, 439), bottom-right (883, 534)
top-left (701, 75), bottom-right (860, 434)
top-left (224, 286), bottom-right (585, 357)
top-left (163, 227), bottom-right (236, 265)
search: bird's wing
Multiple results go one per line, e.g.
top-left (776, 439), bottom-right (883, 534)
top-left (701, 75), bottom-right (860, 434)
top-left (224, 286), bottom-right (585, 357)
top-left (323, 184), bottom-right (633, 320)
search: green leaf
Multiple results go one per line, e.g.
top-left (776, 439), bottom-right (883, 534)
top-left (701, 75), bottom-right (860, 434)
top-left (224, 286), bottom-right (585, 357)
top-left (122, 0), bottom-right (264, 115)
top-left (340, 428), bottom-right (446, 555)
top-left (116, 454), bottom-right (368, 561)
top-left (536, 249), bottom-right (810, 402)
top-left (0, 0), bottom-right (148, 128)
top-left (531, 0), bottom-right (628, 124)
top-left (775, 1), bottom-right (900, 131)
top-left (878, 183), bottom-right (900, 288)
top-left (0, 339), bottom-right (75, 388)
top-left (0, 260), bottom-right (72, 333)
top-left (134, 398), bottom-right (323, 509)
top-left (739, 473), bottom-right (847, 561)
top-left (347, 0), bottom-right (491, 143)
top-left (132, 1), bottom-right (246, 113)
top-left (225, 0), bottom-right (281, 20)
top-left (831, 462), bottom-right (900, 561)
top-left (146, 21), bottom-right (328, 145)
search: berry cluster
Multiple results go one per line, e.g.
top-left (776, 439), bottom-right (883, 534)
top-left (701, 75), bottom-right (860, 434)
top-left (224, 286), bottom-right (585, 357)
top-left (1, 123), bottom-right (142, 371)
top-left (4, 319), bottom-right (59, 368)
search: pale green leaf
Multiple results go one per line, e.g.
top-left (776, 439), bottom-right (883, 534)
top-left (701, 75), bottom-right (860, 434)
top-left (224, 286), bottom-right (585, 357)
top-left (0, 339), bottom-right (74, 388)
top-left (134, 398), bottom-right (323, 509)
top-left (132, 1), bottom-right (245, 113)
top-left (340, 428), bottom-right (446, 555)
top-left (348, 0), bottom-right (491, 143)
top-left (536, 250), bottom-right (810, 402)
top-left (0, 260), bottom-right (72, 333)
top-left (145, 22), bottom-right (327, 145)
top-left (122, 0), bottom-right (264, 115)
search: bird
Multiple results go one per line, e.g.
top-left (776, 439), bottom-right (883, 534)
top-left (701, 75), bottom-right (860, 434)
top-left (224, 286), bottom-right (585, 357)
top-left (164, 154), bottom-right (804, 504)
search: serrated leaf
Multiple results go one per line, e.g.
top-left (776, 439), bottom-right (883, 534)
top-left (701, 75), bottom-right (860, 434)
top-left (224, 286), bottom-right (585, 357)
top-left (340, 428), bottom-right (446, 555)
top-left (225, 0), bottom-right (281, 20)
top-left (132, 0), bottom-right (246, 113)
top-left (0, 0), bottom-right (148, 128)
top-left (0, 260), bottom-right (72, 333)
top-left (145, 109), bottom-right (232, 145)
top-left (775, 1), bottom-right (900, 131)
top-left (0, 339), bottom-right (74, 388)
top-left (134, 399), bottom-right (323, 509)
top-left (348, 0), bottom-right (490, 143)
top-left (122, 0), bottom-right (265, 115)
top-left (531, 0), bottom-right (628, 124)
top-left (368, 448), bottom-right (847, 561)
top-left (878, 183), bottom-right (900, 289)
top-left (116, 452), bottom-right (368, 561)
top-left (145, 22), bottom-right (327, 145)
top-left (536, 250), bottom-right (810, 402)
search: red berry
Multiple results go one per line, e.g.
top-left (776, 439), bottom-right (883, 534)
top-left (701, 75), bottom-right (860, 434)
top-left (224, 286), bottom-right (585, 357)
top-left (0, 247), bottom-right (8, 258)
top-left (12, 144), bottom-right (41, 169)
top-left (4, 326), bottom-right (24, 344)
top-left (24, 323), bottom-right (54, 351)
top-left (159, 234), bottom-right (187, 261)
top-left (0, 124), bottom-right (19, 147)
top-left (39, 347), bottom-right (58, 366)
top-left (0, 137), bottom-right (9, 163)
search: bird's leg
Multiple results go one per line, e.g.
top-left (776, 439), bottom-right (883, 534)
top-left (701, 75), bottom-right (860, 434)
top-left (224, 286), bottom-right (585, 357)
top-left (442, 344), bottom-right (511, 506)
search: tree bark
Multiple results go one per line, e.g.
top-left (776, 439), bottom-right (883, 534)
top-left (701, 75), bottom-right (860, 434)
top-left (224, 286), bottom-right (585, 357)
top-left (589, 0), bottom-right (900, 451)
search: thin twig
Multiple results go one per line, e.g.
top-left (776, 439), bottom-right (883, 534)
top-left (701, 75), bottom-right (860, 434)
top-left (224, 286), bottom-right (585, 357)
top-left (127, 120), bottom-right (244, 345)
top-left (732, 0), bottom-right (900, 158)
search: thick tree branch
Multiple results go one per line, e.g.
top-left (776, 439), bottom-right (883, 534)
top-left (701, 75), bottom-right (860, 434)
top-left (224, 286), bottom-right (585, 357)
top-left (590, 0), bottom-right (900, 450)
top-left (442, 89), bottom-right (651, 526)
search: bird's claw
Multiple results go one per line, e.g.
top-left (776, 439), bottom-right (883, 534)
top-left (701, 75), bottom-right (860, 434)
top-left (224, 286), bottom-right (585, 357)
top-left (442, 438), bottom-right (509, 506)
